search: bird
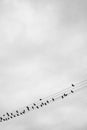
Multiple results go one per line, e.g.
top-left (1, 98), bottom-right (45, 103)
top-left (64, 93), bottom-right (68, 96)
top-left (72, 84), bottom-right (75, 87)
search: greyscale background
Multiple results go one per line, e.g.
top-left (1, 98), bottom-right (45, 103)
top-left (0, 0), bottom-right (87, 130)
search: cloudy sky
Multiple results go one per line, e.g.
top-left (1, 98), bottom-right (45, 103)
top-left (0, 0), bottom-right (87, 130)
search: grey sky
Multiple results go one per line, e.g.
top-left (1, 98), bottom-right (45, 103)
top-left (0, 0), bottom-right (87, 130)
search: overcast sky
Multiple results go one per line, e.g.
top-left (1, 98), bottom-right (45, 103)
top-left (0, 0), bottom-right (87, 130)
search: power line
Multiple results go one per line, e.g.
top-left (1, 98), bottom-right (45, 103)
top-left (0, 79), bottom-right (87, 123)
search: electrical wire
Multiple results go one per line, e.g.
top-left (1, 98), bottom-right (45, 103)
top-left (0, 79), bottom-right (87, 123)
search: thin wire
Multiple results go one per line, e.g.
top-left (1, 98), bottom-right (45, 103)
top-left (75, 79), bottom-right (87, 85)
top-left (39, 80), bottom-right (87, 101)
top-left (18, 80), bottom-right (87, 111)
top-left (54, 84), bottom-right (87, 101)
top-left (0, 79), bottom-right (87, 123)
top-left (36, 81), bottom-right (87, 104)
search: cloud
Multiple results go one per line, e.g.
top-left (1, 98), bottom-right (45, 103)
top-left (0, 0), bottom-right (87, 130)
